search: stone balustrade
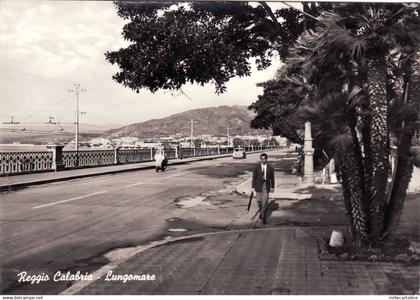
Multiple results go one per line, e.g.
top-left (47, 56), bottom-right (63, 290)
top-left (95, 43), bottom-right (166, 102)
top-left (0, 146), bottom-right (277, 176)
top-left (0, 151), bottom-right (53, 175)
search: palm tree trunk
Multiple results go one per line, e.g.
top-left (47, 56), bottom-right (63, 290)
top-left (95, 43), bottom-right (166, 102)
top-left (337, 140), bottom-right (368, 247)
top-left (367, 55), bottom-right (390, 242)
top-left (383, 49), bottom-right (420, 236)
top-left (355, 64), bottom-right (375, 229)
top-left (383, 129), bottom-right (414, 235)
top-left (360, 109), bottom-right (374, 228)
top-left (340, 170), bottom-right (355, 243)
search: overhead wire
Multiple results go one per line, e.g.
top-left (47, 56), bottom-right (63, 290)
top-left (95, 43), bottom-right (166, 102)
top-left (86, 90), bottom-right (145, 113)
top-left (14, 96), bottom-right (73, 124)
top-left (0, 77), bottom-right (70, 91)
top-left (0, 68), bottom-right (74, 85)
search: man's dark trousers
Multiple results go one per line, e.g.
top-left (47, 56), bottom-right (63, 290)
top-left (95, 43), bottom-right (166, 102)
top-left (257, 183), bottom-right (269, 221)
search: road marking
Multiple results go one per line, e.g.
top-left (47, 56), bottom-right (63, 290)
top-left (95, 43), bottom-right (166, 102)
top-left (32, 191), bottom-right (107, 209)
top-left (125, 182), bottom-right (143, 187)
top-left (124, 172), bottom-right (183, 187)
top-left (166, 173), bottom-right (182, 178)
top-left (29, 152), bottom-right (258, 210)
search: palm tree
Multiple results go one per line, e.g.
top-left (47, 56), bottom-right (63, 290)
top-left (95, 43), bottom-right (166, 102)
top-left (286, 3), bottom-right (420, 247)
top-left (298, 89), bottom-right (369, 246)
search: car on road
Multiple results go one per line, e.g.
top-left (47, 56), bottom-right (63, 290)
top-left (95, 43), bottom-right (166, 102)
top-left (232, 147), bottom-right (246, 159)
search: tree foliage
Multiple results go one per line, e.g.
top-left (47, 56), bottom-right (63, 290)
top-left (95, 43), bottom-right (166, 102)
top-left (106, 1), bottom-right (328, 94)
top-left (107, 2), bottom-right (270, 93)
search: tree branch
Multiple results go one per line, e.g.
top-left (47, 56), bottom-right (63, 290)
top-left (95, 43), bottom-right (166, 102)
top-left (280, 2), bottom-right (319, 22)
top-left (258, 1), bottom-right (282, 35)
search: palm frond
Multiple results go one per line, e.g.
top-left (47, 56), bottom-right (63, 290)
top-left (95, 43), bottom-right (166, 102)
top-left (330, 132), bottom-right (354, 151)
top-left (297, 91), bottom-right (349, 145)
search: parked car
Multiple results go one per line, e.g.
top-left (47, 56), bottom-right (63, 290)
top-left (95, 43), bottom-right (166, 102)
top-left (233, 147), bottom-right (246, 159)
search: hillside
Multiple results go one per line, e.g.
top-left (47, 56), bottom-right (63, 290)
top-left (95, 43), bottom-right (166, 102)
top-left (104, 105), bottom-right (270, 139)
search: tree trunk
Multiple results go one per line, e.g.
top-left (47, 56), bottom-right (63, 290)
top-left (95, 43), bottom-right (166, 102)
top-left (383, 130), bottom-right (414, 235)
top-left (356, 64), bottom-right (374, 230)
top-left (383, 49), bottom-right (420, 236)
top-left (367, 55), bottom-right (389, 242)
top-left (337, 140), bottom-right (368, 247)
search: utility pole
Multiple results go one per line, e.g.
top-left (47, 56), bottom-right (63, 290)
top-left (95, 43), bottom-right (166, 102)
top-left (3, 116), bottom-right (19, 125)
top-left (46, 116), bottom-right (57, 124)
top-left (227, 126), bottom-right (230, 147)
top-left (190, 119), bottom-right (194, 148)
top-left (68, 83), bottom-right (86, 152)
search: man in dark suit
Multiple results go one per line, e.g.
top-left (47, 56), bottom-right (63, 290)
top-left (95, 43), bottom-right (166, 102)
top-left (252, 153), bottom-right (275, 224)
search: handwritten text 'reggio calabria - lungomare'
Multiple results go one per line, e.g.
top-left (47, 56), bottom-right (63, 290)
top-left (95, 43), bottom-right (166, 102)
top-left (17, 271), bottom-right (157, 284)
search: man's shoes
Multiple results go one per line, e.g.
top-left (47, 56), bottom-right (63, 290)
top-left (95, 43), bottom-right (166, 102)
top-left (262, 218), bottom-right (267, 224)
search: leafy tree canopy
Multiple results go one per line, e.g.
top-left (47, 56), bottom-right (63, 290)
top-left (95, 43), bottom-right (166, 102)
top-left (106, 1), bottom-right (329, 94)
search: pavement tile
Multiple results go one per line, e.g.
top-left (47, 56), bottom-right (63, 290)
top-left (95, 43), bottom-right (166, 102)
top-left (73, 227), bottom-right (419, 295)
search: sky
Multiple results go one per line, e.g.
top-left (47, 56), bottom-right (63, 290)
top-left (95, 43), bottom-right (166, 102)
top-left (0, 1), bottom-right (286, 130)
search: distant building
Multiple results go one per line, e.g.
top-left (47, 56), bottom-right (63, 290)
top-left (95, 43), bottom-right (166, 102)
top-left (180, 142), bottom-right (192, 148)
top-left (89, 137), bottom-right (112, 148)
top-left (137, 142), bottom-right (162, 149)
top-left (274, 136), bottom-right (289, 146)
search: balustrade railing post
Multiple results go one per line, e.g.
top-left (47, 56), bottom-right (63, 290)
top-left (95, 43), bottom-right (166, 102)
top-left (150, 148), bottom-right (153, 161)
top-left (47, 145), bottom-right (65, 171)
top-left (114, 147), bottom-right (120, 165)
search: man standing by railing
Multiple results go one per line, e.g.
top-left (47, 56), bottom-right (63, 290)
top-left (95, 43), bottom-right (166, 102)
top-left (154, 148), bottom-right (168, 172)
top-left (252, 153), bottom-right (275, 224)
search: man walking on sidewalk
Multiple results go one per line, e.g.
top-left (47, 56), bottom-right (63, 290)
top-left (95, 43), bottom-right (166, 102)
top-left (252, 153), bottom-right (275, 224)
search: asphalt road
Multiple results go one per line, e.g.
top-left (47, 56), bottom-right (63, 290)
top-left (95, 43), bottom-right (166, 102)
top-left (0, 150), bottom-right (287, 294)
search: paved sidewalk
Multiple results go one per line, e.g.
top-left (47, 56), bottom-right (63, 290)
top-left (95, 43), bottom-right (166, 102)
top-left (409, 167), bottom-right (420, 193)
top-left (236, 171), bottom-right (342, 200)
top-left (236, 162), bottom-right (420, 201)
top-left (61, 227), bottom-right (419, 295)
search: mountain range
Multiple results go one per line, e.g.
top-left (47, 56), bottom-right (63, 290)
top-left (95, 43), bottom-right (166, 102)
top-left (0, 105), bottom-right (270, 145)
top-left (104, 105), bottom-right (270, 139)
